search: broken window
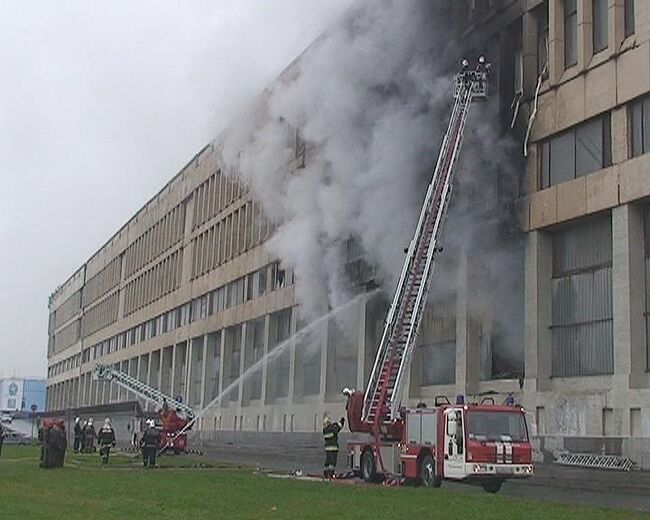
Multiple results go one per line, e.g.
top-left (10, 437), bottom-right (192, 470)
top-left (625, 0), bottom-right (635, 37)
top-left (551, 215), bottom-right (613, 376)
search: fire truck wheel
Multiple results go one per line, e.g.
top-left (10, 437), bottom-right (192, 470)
top-left (419, 454), bottom-right (441, 488)
top-left (481, 479), bottom-right (504, 493)
top-left (361, 449), bottom-right (377, 483)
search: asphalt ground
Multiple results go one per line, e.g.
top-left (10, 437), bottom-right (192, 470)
top-left (199, 443), bottom-right (650, 514)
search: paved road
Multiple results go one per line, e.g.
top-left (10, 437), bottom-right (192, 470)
top-left (200, 444), bottom-right (650, 514)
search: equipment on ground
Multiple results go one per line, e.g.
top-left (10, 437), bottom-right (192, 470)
top-left (93, 364), bottom-right (193, 454)
top-left (344, 57), bottom-right (534, 492)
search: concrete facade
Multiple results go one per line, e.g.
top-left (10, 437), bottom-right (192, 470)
top-left (46, 0), bottom-right (650, 467)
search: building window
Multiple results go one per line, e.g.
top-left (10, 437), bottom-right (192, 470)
top-left (629, 96), bottom-right (650, 158)
top-left (246, 268), bottom-right (267, 301)
top-left (539, 113), bottom-right (611, 188)
top-left (551, 215), bottom-right (613, 377)
top-left (564, 0), bottom-right (578, 67)
top-left (593, 0), bottom-right (608, 53)
top-left (537, 1), bottom-right (549, 76)
top-left (625, 0), bottom-right (635, 37)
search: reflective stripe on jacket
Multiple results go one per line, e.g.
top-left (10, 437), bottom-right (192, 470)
top-left (323, 423), bottom-right (342, 452)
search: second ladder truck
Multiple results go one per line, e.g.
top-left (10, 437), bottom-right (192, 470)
top-left (344, 58), bottom-right (534, 493)
top-left (93, 364), bottom-right (193, 454)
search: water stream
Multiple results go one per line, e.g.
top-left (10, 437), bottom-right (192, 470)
top-left (167, 289), bottom-right (380, 445)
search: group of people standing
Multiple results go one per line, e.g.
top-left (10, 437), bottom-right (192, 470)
top-left (73, 417), bottom-right (116, 464)
top-left (38, 419), bottom-right (67, 469)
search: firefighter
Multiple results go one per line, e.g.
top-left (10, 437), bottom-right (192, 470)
top-left (460, 58), bottom-right (471, 87)
top-left (97, 418), bottom-right (116, 465)
top-left (50, 420), bottom-right (67, 468)
top-left (322, 415), bottom-right (345, 479)
top-left (38, 420), bottom-right (51, 468)
top-left (140, 419), bottom-right (160, 469)
top-left (84, 418), bottom-right (97, 453)
top-left (73, 417), bottom-right (83, 453)
top-left (0, 422), bottom-right (4, 458)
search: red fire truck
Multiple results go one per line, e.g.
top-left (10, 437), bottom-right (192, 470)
top-left (342, 59), bottom-right (533, 492)
top-left (346, 393), bottom-right (533, 492)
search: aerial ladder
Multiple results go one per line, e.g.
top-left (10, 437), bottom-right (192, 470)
top-left (93, 364), bottom-right (194, 453)
top-left (346, 59), bottom-right (490, 467)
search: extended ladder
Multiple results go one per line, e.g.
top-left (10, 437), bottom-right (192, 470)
top-left (362, 67), bottom-right (488, 427)
top-left (93, 364), bottom-right (195, 417)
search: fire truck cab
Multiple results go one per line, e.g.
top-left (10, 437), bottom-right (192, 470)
top-left (347, 401), bottom-right (533, 493)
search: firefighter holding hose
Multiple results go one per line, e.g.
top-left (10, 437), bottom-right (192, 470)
top-left (322, 415), bottom-right (345, 479)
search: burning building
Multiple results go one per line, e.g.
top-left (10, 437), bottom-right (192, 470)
top-left (46, 0), bottom-right (650, 467)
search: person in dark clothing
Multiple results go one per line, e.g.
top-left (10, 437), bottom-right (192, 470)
top-left (140, 419), bottom-right (160, 469)
top-left (0, 423), bottom-right (4, 458)
top-left (97, 418), bottom-right (116, 465)
top-left (322, 416), bottom-right (345, 479)
top-left (73, 417), bottom-right (83, 453)
top-left (83, 418), bottom-right (96, 453)
top-left (38, 420), bottom-right (52, 468)
top-left (50, 421), bottom-right (67, 468)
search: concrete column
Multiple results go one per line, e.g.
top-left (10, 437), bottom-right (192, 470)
top-left (260, 314), bottom-right (270, 405)
top-left (549, 0), bottom-right (565, 83)
top-left (577, 0), bottom-right (594, 70)
top-left (522, 9), bottom-right (540, 96)
top-left (610, 0), bottom-right (625, 51)
top-left (356, 298), bottom-right (368, 391)
top-left (218, 328), bottom-right (226, 398)
top-left (186, 340), bottom-right (194, 407)
top-left (288, 307), bottom-right (298, 405)
top-left (170, 343), bottom-right (177, 399)
top-left (237, 322), bottom-right (247, 407)
top-left (455, 249), bottom-right (479, 396)
top-left (199, 334), bottom-right (209, 410)
top-left (524, 230), bottom-right (554, 405)
top-left (612, 204), bottom-right (646, 391)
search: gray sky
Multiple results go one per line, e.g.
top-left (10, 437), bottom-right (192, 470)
top-left (0, 0), bottom-right (353, 378)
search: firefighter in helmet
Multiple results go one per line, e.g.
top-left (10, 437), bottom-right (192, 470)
top-left (322, 415), bottom-right (345, 479)
top-left (97, 418), bottom-right (116, 464)
top-left (140, 419), bottom-right (161, 469)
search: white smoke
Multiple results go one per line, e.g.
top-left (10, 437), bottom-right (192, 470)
top-left (220, 1), bottom-right (464, 319)
top-left (218, 1), bottom-right (525, 378)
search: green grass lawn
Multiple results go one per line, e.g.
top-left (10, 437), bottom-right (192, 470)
top-left (0, 444), bottom-right (645, 520)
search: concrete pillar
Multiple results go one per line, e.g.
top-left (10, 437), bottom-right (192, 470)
top-left (170, 343), bottom-right (177, 399)
top-left (260, 314), bottom-right (270, 405)
top-left (524, 230), bottom-right (553, 406)
top-left (549, 0), bottom-right (565, 83)
top-left (237, 322), bottom-right (247, 407)
top-left (577, 0), bottom-right (593, 70)
top-left (288, 307), bottom-right (298, 405)
top-left (612, 204), bottom-right (646, 390)
top-left (522, 9), bottom-right (540, 96)
top-left (356, 298), bottom-right (368, 391)
top-left (199, 334), bottom-right (209, 410)
top-left (455, 249), bottom-right (479, 396)
top-left (218, 328), bottom-right (226, 400)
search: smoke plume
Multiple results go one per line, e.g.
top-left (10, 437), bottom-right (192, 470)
top-left (219, 0), bottom-right (524, 370)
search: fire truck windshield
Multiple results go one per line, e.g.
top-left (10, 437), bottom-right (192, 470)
top-left (466, 411), bottom-right (528, 443)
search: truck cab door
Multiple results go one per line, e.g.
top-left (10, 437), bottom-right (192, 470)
top-left (443, 408), bottom-right (466, 480)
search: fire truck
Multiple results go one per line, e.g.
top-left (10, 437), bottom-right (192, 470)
top-left (93, 364), bottom-right (193, 454)
top-left (344, 58), bottom-right (534, 493)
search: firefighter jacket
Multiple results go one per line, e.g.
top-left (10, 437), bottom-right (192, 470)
top-left (323, 422), bottom-right (342, 452)
top-left (141, 427), bottom-right (160, 450)
top-left (97, 426), bottom-right (116, 446)
top-left (74, 423), bottom-right (82, 439)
